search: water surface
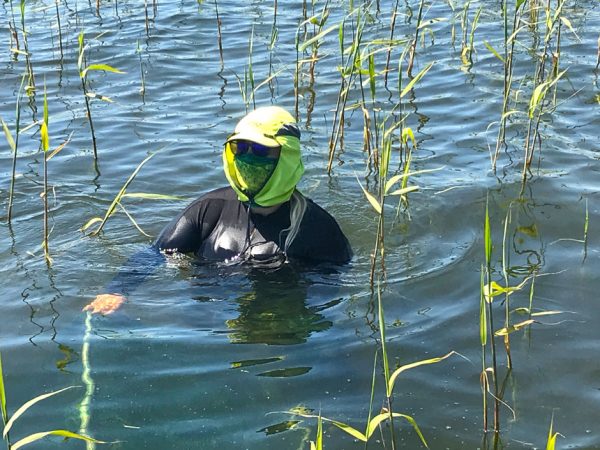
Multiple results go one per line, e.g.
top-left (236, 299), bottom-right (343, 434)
top-left (1, 1), bottom-right (599, 448)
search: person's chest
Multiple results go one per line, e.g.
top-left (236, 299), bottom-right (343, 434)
top-left (198, 203), bottom-right (291, 262)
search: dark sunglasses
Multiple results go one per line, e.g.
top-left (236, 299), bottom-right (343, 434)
top-left (230, 140), bottom-right (280, 158)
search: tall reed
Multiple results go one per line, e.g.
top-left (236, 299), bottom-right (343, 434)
top-left (41, 87), bottom-right (51, 265)
top-left (19, 0), bottom-right (36, 93)
top-left (326, 7), bottom-right (364, 173)
top-left (81, 149), bottom-right (180, 236)
top-left (406, 0), bottom-right (425, 78)
top-left (383, 0), bottom-right (401, 87)
top-left (77, 31), bottom-right (124, 162)
top-left (491, 0), bottom-right (526, 170)
top-left (0, 350), bottom-right (103, 449)
top-left (523, 0), bottom-right (567, 180)
top-left (2, 76), bottom-right (25, 223)
top-left (54, 0), bottom-right (64, 61)
top-left (214, 0), bottom-right (224, 69)
top-left (482, 198), bottom-right (500, 432)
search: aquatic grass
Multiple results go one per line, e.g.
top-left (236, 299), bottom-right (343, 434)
top-left (54, 0), bottom-right (64, 61)
top-left (292, 327), bottom-right (455, 449)
top-left (482, 197), bottom-right (500, 432)
top-left (491, 0), bottom-right (526, 171)
top-left (214, 0), bottom-right (224, 69)
top-left (0, 350), bottom-right (104, 450)
top-left (460, 3), bottom-right (482, 68)
top-left (308, 2), bottom-right (331, 94)
top-left (545, 415), bottom-right (562, 449)
top-left (77, 30), bottom-right (125, 162)
top-left (2, 75), bottom-right (26, 223)
top-left (18, 0), bottom-right (35, 95)
top-left (0, 353), bottom-right (7, 448)
top-left (500, 204), bottom-right (513, 368)
top-left (406, 0), bottom-right (426, 78)
top-left (40, 86), bottom-right (51, 266)
top-left (326, 7), bottom-right (364, 173)
top-left (523, 0), bottom-right (567, 179)
top-left (136, 41), bottom-right (146, 97)
top-left (308, 413), bottom-right (322, 450)
top-left (81, 150), bottom-right (181, 236)
top-left (383, 0), bottom-right (401, 87)
top-left (238, 25), bottom-right (256, 111)
top-left (267, 0), bottom-right (278, 96)
top-left (7, 0), bottom-right (19, 58)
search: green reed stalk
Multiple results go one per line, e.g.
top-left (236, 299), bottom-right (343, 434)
top-left (19, 0), bottom-right (35, 93)
top-left (81, 149), bottom-right (178, 236)
top-left (551, 8), bottom-right (563, 105)
top-left (479, 265), bottom-right (488, 431)
top-left (308, 2), bottom-right (330, 90)
top-left (0, 351), bottom-right (9, 448)
top-left (501, 205), bottom-right (513, 368)
top-left (8, 0), bottom-right (19, 57)
top-left (1, 349), bottom-right (102, 449)
top-left (467, 6), bottom-right (482, 65)
top-left (523, 0), bottom-right (566, 179)
top-left (545, 414), bottom-right (560, 449)
top-left (268, 0), bottom-right (278, 93)
top-left (327, 8), bottom-right (364, 173)
top-left (309, 413), bottom-right (322, 450)
top-left (406, 0), bottom-right (425, 78)
top-left (368, 52), bottom-right (380, 165)
top-left (54, 0), bottom-right (64, 61)
top-left (383, 0), bottom-right (401, 87)
top-left (459, 1), bottom-right (470, 63)
top-left (483, 198), bottom-right (500, 432)
top-left (376, 282), bottom-right (397, 450)
top-left (78, 32), bottom-right (97, 160)
top-left (5, 76), bottom-right (25, 223)
top-left (246, 25), bottom-right (256, 110)
top-left (214, 0), bottom-right (224, 69)
top-left (41, 86), bottom-right (51, 266)
top-left (77, 31), bottom-right (125, 163)
top-left (492, 0), bottom-right (525, 170)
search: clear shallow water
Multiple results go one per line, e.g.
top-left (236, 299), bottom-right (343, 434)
top-left (1, 1), bottom-right (599, 449)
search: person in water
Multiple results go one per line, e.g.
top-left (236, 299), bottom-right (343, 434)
top-left (85, 106), bottom-right (352, 315)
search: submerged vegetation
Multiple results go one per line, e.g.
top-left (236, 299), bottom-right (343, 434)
top-left (1, 0), bottom-right (597, 448)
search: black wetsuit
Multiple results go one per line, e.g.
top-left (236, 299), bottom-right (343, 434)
top-left (105, 187), bottom-right (351, 294)
top-left (156, 186), bottom-right (352, 264)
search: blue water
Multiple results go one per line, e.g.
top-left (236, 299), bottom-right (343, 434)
top-left (1, 1), bottom-right (599, 448)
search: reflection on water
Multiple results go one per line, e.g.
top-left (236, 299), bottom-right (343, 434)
top-left (1, 0), bottom-right (600, 449)
top-left (223, 266), bottom-right (333, 345)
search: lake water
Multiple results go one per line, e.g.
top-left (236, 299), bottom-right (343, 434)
top-left (1, 1), bottom-right (599, 449)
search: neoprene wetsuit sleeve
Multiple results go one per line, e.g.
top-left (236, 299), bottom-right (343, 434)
top-left (102, 194), bottom-right (217, 295)
top-left (103, 245), bottom-right (166, 295)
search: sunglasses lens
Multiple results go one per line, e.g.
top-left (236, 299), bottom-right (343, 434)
top-left (251, 143), bottom-right (271, 157)
top-left (231, 141), bottom-right (250, 155)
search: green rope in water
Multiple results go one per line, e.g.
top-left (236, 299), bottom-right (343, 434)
top-left (79, 312), bottom-right (96, 450)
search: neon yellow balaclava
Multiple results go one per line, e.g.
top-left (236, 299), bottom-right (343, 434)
top-left (223, 106), bottom-right (304, 207)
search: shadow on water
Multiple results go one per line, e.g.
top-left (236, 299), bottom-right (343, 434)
top-left (192, 263), bottom-right (340, 346)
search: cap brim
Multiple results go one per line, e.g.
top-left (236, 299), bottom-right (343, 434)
top-left (226, 130), bottom-right (280, 147)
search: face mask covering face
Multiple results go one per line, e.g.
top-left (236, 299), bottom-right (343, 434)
top-left (234, 153), bottom-right (278, 196)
